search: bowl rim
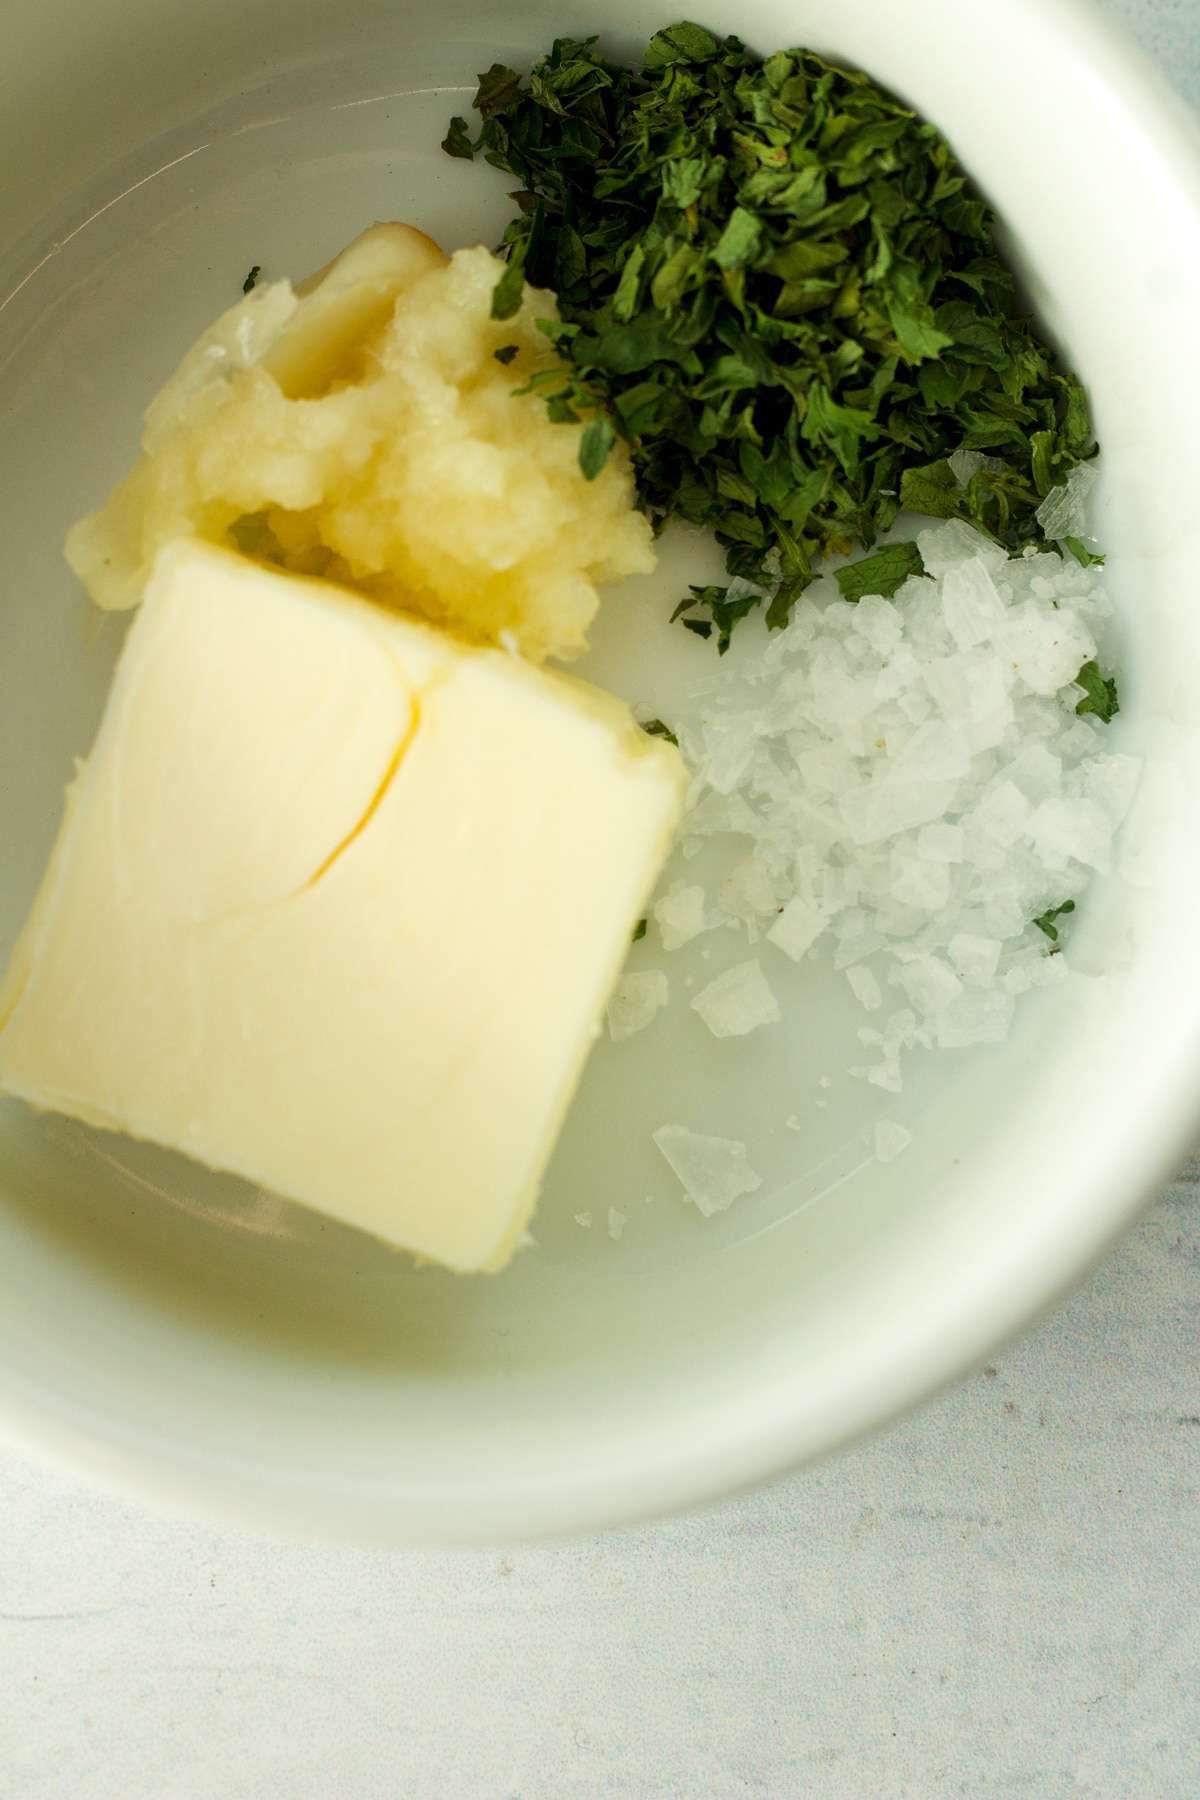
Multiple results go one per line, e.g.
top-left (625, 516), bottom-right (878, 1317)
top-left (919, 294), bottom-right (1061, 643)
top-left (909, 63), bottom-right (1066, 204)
top-left (2, 0), bottom-right (1200, 1544)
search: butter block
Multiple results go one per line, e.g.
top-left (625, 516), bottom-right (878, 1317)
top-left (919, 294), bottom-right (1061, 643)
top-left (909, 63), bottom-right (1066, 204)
top-left (0, 542), bottom-right (685, 1271)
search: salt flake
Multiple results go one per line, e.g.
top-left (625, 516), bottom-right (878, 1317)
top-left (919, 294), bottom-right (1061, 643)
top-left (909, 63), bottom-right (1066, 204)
top-left (607, 970), bottom-right (669, 1042)
top-left (875, 1120), bottom-right (912, 1163)
top-left (652, 1124), bottom-right (762, 1216)
top-left (691, 960), bottom-right (781, 1038)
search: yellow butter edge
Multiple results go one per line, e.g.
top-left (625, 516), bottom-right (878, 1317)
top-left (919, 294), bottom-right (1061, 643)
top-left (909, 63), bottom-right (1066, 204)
top-left (0, 547), bottom-right (196, 1046)
top-left (0, 764), bottom-right (91, 1043)
top-left (0, 544), bottom-right (690, 1273)
top-left (479, 742), bottom-right (687, 1273)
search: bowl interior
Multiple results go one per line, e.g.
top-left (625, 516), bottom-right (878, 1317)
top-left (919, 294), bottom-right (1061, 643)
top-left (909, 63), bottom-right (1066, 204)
top-left (2, 0), bottom-right (1200, 1542)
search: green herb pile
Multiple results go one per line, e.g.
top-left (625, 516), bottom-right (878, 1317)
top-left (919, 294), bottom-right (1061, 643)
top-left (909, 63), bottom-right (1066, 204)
top-left (444, 22), bottom-right (1097, 643)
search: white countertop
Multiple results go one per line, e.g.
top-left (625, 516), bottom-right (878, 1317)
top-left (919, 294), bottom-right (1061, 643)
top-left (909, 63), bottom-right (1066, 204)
top-left (4, 3), bottom-right (1200, 1794)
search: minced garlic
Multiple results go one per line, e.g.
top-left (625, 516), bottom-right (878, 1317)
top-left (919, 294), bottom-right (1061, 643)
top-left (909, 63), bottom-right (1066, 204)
top-left (66, 224), bottom-right (655, 662)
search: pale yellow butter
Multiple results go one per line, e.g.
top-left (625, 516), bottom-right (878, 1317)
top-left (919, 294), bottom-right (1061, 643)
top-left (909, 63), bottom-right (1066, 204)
top-left (0, 542), bottom-right (685, 1271)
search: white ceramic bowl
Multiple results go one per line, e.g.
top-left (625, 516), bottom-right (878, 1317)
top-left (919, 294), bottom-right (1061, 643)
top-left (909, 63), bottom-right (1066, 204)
top-left (2, 0), bottom-right (1200, 1545)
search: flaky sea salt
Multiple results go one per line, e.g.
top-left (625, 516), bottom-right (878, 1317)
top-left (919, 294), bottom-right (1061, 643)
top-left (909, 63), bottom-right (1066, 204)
top-left (652, 1123), bottom-right (762, 1216)
top-left (767, 894), bottom-right (825, 961)
top-left (948, 932), bottom-right (1003, 986)
top-left (718, 855), bottom-right (778, 931)
top-left (691, 959), bottom-right (781, 1037)
top-left (653, 882), bottom-right (710, 950)
top-left (875, 1120), bottom-right (912, 1163)
top-left (607, 970), bottom-right (669, 1041)
top-left (847, 965), bottom-right (883, 1011)
top-left (1035, 462), bottom-right (1098, 541)
top-left (634, 519), bottom-right (1138, 1107)
top-left (992, 600), bottom-right (1095, 696)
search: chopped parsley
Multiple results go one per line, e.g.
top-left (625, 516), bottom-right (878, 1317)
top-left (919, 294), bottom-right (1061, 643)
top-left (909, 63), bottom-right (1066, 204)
top-left (632, 917), bottom-right (648, 941)
top-left (242, 265), bottom-right (262, 295)
top-left (835, 539), bottom-right (924, 602)
top-left (445, 23), bottom-right (1096, 644)
top-left (1074, 659), bottom-right (1119, 724)
top-left (672, 582), bottom-right (761, 652)
top-left (1033, 899), bottom-right (1075, 947)
top-left (493, 343), bottom-right (521, 365)
top-left (1065, 536), bottom-right (1104, 569)
top-left (579, 413), bottom-right (617, 480)
top-left (639, 717), bottom-right (680, 745)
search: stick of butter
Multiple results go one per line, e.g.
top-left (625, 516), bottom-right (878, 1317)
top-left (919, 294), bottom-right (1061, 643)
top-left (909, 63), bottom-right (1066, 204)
top-left (0, 542), bottom-right (685, 1271)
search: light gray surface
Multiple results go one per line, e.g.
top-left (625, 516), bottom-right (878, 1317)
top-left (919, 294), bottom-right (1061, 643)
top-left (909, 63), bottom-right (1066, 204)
top-left (4, 1), bottom-right (1200, 1795)
top-left (1101, 0), bottom-right (1200, 111)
